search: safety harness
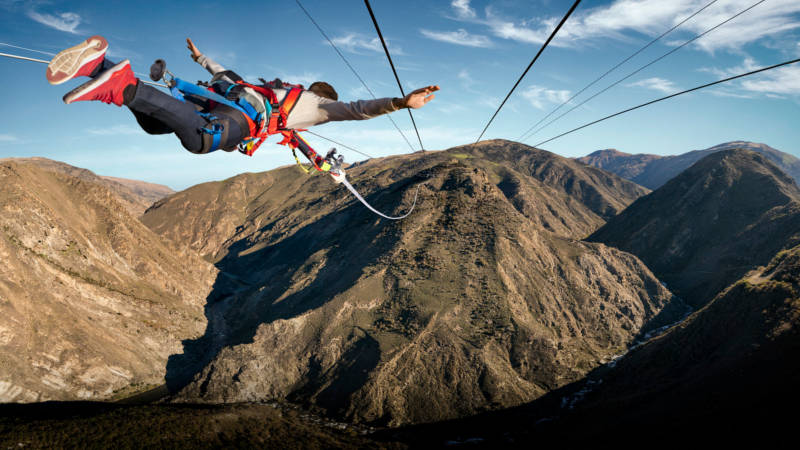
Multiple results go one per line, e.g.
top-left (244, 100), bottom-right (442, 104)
top-left (168, 76), bottom-right (331, 172)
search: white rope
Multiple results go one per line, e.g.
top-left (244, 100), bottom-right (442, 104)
top-left (0, 50), bottom-right (166, 88)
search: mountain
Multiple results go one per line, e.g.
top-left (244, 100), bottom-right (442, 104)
top-left (384, 243), bottom-right (800, 447)
top-left (557, 242), bottom-right (800, 441)
top-left (0, 161), bottom-right (216, 402)
top-left (575, 148), bottom-right (661, 181)
top-left (577, 141), bottom-right (800, 189)
top-left (141, 140), bottom-right (682, 426)
top-left (589, 149), bottom-right (800, 307)
top-left (0, 157), bottom-right (174, 216)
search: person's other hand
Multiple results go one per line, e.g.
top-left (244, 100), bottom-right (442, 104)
top-left (186, 38), bottom-right (201, 60)
top-left (404, 85), bottom-right (439, 109)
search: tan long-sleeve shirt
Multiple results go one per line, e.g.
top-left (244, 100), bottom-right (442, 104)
top-left (195, 53), bottom-right (402, 129)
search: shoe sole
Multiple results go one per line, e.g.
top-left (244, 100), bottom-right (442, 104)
top-left (46, 35), bottom-right (108, 85)
top-left (63, 59), bottom-right (130, 104)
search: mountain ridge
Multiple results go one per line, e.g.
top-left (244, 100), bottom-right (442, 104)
top-left (577, 141), bottom-right (800, 189)
top-left (589, 148), bottom-right (800, 307)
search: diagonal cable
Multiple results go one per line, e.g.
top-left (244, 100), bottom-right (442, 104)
top-left (475, 0), bottom-right (581, 143)
top-left (364, 0), bottom-right (425, 151)
top-left (304, 130), bottom-right (375, 159)
top-left (295, 0), bottom-right (415, 153)
top-left (533, 57), bottom-right (800, 148)
top-left (523, 0), bottom-right (765, 143)
top-left (517, 0), bottom-right (718, 142)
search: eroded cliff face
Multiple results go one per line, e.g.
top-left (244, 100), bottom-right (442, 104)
top-left (141, 143), bottom-right (680, 426)
top-left (0, 161), bottom-right (217, 402)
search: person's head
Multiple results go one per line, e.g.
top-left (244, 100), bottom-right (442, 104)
top-left (308, 81), bottom-right (338, 101)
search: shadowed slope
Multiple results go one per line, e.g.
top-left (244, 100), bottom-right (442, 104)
top-left (590, 149), bottom-right (800, 307)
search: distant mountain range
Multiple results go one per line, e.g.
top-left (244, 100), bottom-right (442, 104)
top-left (577, 141), bottom-right (800, 189)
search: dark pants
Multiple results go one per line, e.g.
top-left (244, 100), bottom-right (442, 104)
top-left (100, 59), bottom-right (246, 153)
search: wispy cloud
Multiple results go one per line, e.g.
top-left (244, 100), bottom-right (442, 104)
top-left (420, 28), bottom-right (493, 48)
top-left (0, 133), bottom-right (19, 142)
top-left (701, 57), bottom-right (800, 96)
top-left (27, 10), bottom-right (81, 34)
top-left (451, 0), bottom-right (476, 20)
top-left (278, 71), bottom-right (323, 87)
top-left (330, 33), bottom-right (405, 55)
top-left (86, 125), bottom-right (144, 136)
top-left (740, 64), bottom-right (800, 95)
top-left (521, 85), bottom-right (571, 110)
top-left (450, 0), bottom-right (800, 53)
top-left (627, 77), bottom-right (679, 94)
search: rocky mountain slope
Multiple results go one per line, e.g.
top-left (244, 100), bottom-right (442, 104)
top-left (589, 149), bottom-right (800, 307)
top-left (0, 157), bottom-right (174, 216)
top-left (387, 243), bottom-right (800, 447)
top-left (578, 141), bottom-right (800, 189)
top-left (141, 140), bottom-right (681, 426)
top-left (0, 161), bottom-right (216, 402)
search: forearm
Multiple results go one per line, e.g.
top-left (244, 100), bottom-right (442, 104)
top-left (322, 97), bottom-right (404, 122)
top-left (194, 53), bottom-right (226, 76)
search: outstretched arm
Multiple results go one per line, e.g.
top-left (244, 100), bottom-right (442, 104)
top-left (186, 37), bottom-right (226, 76)
top-left (294, 85), bottom-right (441, 128)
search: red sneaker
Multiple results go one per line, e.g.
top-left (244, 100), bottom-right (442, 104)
top-left (46, 35), bottom-right (108, 85)
top-left (63, 60), bottom-right (137, 106)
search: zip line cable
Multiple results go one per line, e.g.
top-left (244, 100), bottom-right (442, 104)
top-left (364, 0), bottom-right (425, 151)
top-left (0, 42), bottom-right (56, 56)
top-left (475, 0), bottom-right (582, 143)
top-left (304, 130), bottom-right (374, 159)
top-left (0, 48), bottom-right (166, 88)
top-left (533, 57), bottom-right (800, 149)
top-left (516, 0), bottom-right (719, 142)
top-left (521, 0), bottom-right (766, 143)
top-left (295, 0), bottom-right (415, 154)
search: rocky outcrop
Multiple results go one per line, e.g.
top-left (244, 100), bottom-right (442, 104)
top-left (0, 161), bottom-right (216, 402)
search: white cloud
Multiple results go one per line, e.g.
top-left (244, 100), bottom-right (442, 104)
top-left (277, 71), bottom-right (324, 87)
top-left (452, 0), bottom-right (476, 20)
top-left (0, 133), bottom-right (19, 142)
top-left (420, 28), bottom-right (493, 48)
top-left (330, 33), bottom-right (404, 55)
top-left (740, 64), bottom-right (800, 95)
top-left (458, 0), bottom-right (800, 53)
top-left (627, 77), bottom-right (679, 94)
top-left (701, 57), bottom-right (800, 96)
top-left (521, 85), bottom-right (572, 110)
top-left (86, 125), bottom-right (144, 136)
top-left (27, 10), bottom-right (81, 34)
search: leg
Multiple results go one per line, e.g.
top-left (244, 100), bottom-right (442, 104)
top-left (126, 82), bottom-right (247, 153)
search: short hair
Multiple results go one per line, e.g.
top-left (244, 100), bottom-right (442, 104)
top-left (308, 81), bottom-right (338, 101)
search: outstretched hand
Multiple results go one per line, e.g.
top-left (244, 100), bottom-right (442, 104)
top-left (186, 38), bottom-right (201, 61)
top-left (404, 85), bottom-right (440, 109)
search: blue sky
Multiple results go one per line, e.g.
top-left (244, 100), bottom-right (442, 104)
top-left (1, 0), bottom-right (799, 190)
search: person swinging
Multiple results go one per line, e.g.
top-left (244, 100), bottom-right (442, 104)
top-left (46, 35), bottom-right (439, 170)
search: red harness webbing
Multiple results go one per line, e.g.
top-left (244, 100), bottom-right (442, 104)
top-left (233, 82), bottom-right (316, 167)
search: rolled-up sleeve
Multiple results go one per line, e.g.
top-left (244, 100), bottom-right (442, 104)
top-left (195, 53), bottom-right (226, 77)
